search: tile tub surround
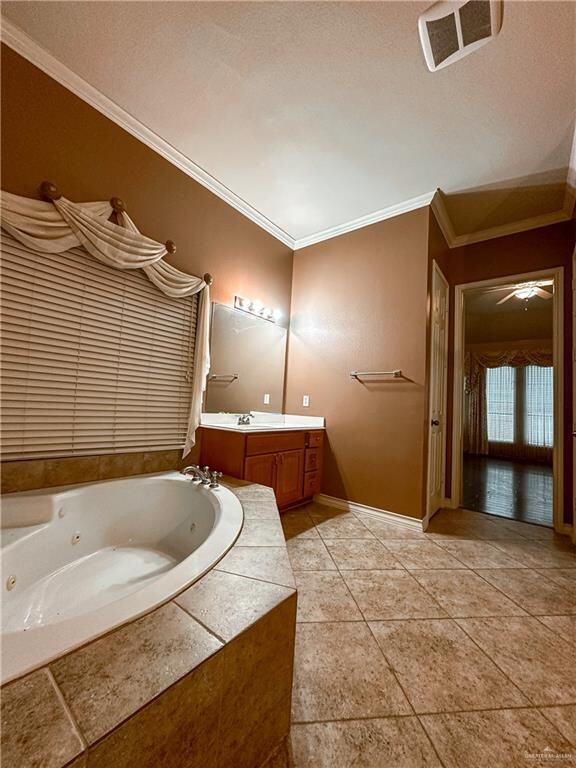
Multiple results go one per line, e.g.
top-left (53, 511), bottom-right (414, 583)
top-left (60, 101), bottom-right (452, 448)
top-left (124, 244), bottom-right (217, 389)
top-left (0, 448), bottom-right (188, 493)
top-left (1, 482), bottom-right (297, 768)
top-left (283, 504), bottom-right (576, 767)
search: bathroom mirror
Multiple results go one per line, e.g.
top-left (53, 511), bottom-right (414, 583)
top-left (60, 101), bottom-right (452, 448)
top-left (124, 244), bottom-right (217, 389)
top-left (204, 303), bottom-right (287, 414)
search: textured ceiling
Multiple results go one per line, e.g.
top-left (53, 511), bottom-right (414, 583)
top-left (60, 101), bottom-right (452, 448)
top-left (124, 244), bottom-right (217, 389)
top-left (3, 1), bottom-right (575, 241)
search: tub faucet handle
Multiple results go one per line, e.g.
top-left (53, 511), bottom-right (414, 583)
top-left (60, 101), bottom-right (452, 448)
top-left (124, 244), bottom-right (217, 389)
top-left (209, 471), bottom-right (223, 489)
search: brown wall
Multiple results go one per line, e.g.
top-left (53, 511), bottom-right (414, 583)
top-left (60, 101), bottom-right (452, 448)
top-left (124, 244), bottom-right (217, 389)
top-left (285, 209), bottom-right (430, 519)
top-left (1, 46), bottom-right (293, 319)
top-left (1, 46), bottom-right (293, 485)
top-left (428, 212), bottom-right (575, 525)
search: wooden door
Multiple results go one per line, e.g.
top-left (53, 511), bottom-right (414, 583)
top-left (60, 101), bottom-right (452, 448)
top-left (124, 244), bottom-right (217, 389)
top-left (426, 262), bottom-right (449, 524)
top-left (275, 449), bottom-right (304, 508)
top-left (244, 453), bottom-right (276, 489)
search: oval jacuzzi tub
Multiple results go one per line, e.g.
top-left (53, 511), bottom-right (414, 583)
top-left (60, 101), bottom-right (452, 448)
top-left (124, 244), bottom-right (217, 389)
top-left (0, 471), bottom-right (243, 684)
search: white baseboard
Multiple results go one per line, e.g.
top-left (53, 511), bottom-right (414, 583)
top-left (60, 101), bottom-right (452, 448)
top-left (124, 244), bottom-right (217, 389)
top-left (313, 493), bottom-right (423, 531)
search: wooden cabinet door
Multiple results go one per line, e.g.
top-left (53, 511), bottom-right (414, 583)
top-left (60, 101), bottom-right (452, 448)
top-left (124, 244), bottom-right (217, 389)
top-left (244, 453), bottom-right (276, 489)
top-left (275, 449), bottom-right (304, 508)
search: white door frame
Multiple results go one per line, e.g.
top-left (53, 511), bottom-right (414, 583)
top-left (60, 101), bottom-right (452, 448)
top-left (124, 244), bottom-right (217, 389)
top-left (451, 267), bottom-right (565, 533)
top-left (424, 261), bottom-right (450, 530)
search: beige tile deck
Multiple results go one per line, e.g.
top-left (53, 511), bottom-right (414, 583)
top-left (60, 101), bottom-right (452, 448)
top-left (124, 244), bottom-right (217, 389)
top-left (283, 505), bottom-right (576, 767)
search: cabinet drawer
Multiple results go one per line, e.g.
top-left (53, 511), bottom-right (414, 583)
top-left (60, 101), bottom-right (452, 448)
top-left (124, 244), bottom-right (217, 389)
top-left (303, 470), bottom-right (321, 497)
top-left (306, 431), bottom-right (324, 448)
top-left (246, 431), bottom-right (305, 456)
top-left (305, 447), bottom-right (322, 472)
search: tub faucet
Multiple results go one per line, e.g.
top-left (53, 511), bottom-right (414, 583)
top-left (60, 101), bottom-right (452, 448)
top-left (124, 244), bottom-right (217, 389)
top-left (180, 465), bottom-right (222, 488)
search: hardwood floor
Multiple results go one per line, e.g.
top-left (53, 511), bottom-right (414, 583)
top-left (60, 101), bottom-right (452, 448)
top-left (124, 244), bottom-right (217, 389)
top-left (462, 454), bottom-right (553, 527)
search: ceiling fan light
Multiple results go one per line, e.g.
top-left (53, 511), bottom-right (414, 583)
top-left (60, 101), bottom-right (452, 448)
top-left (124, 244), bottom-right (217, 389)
top-left (514, 287), bottom-right (537, 300)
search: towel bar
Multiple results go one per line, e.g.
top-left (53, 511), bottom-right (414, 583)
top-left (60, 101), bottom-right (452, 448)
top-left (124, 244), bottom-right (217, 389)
top-left (350, 370), bottom-right (403, 379)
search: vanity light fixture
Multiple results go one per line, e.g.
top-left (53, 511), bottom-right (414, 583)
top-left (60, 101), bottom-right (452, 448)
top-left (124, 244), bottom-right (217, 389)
top-left (234, 295), bottom-right (280, 323)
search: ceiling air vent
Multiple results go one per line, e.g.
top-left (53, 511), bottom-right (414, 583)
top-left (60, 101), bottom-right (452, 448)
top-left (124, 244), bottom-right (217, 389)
top-left (418, 0), bottom-right (502, 72)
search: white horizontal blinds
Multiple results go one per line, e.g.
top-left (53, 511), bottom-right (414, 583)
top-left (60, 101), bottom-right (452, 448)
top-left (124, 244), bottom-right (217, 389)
top-left (1, 233), bottom-right (197, 458)
top-left (486, 366), bottom-right (515, 443)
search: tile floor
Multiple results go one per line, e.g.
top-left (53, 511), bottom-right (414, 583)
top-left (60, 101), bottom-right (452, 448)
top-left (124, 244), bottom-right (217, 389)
top-left (281, 503), bottom-right (576, 768)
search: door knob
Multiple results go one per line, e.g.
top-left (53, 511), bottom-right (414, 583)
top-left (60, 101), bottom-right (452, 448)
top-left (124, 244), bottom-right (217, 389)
top-left (431, 419), bottom-right (440, 426)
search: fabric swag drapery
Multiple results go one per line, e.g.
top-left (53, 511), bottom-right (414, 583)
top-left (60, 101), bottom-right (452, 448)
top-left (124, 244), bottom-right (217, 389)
top-left (464, 345), bottom-right (553, 460)
top-left (1, 189), bottom-right (211, 455)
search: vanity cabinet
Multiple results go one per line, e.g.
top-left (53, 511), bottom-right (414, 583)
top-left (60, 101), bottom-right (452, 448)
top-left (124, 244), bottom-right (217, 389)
top-left (199, 428), bottom-right (324, 510)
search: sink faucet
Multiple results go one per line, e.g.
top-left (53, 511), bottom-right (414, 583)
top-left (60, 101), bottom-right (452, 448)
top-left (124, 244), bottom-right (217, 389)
top-left (237, 412), bottom-right (254, 425)
top-left (180, 465), bottom-right (222, 488)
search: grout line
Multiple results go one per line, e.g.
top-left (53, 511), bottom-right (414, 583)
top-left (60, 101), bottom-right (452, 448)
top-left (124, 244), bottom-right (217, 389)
top-left (290, 701), bottom-right (564, 726)
top-left (46, 667), bottom-right (88, 753)
top-left (450, 616), bottom-right (540, 708)
top-left (171, 600), bottom-right (228, 645)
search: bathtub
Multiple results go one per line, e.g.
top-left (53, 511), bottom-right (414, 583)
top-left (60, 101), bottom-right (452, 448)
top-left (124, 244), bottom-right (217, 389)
top-left (0, 472), bottom-right (243, 684)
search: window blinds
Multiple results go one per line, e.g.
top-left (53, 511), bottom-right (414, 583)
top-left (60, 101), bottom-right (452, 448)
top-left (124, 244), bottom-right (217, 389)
top-left (486, 366), bottom-right (516, 444)
top-left (1, 233), bottom-right (197, 459)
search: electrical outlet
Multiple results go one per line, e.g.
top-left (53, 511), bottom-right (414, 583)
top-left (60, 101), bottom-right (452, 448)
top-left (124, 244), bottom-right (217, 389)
top-left (263, 393), bottom-right (270, 405)
top-left (302, 394), bottom-right (310, 407)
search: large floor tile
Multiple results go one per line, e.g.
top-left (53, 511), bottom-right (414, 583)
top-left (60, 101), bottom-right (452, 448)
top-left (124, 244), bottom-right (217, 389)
top-left (343, 570), bottom-right (446, 620)
top-left (457, 616), bottom-right (576, 705)
top-left (369, 619), bottom-right (529, 713)
top-left (433, 539), bottom-right (526, 568)
top-left (420, 708), bottom-right (575, 768)
top-left (476, 569), bottom-right (576, 615)
top-left (412, 570), bottom-right (526, 618)
top-left (381, 540), bottom-right (467, 570)
top-left (537, 569), bottom-right (576, 589)
top-left (291, 717), bottom-right (442, 768)
top-left (292, 622), bottom-right (411, 722)
top-left (286, 539), bottom-right (336, 571)
top-left (537, 615), bottom-right (576, 644)
top-left (486, 540), bottom-right (576, 570)
top-left (323, 538), bottom-right (403, 570)
top-left (311, 512), bottom-right (375, 540)
top-left (294, 571), bottom-right (363, 622)
top-left (281, 512), bottom-right (320, 540)
top-left (355, 513), bottom-right (427, 540)
top-left (540, 705), bottom-right (576, 744)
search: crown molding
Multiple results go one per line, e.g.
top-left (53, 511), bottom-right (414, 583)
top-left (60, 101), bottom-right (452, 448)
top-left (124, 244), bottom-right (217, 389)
top-left (3, 18), bottom-right (573, 254)
top-left (292, 191), bottom-right (436, 250)
top-left (431, 189), bottom-right (575, 249)
top-left (1, 18), bottom-right (296, 249)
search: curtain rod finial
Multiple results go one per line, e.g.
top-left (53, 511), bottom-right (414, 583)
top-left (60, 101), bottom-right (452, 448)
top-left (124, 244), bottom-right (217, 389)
top-left (39, 181), bottom-right (61, 201)
top-left (110, 197), bottom-right (125, 214)
top-left (203, 273), bottom-right (214, 286)
top-left (165, 240), bottom-right (177, 255)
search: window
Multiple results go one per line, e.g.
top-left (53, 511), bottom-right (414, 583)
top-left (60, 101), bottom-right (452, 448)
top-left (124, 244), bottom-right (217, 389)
top-left (1, 234), bottom-right (197, 459)
top-left (525, 365), bottom-right (553, 448)
top-left (486, 366), bottom-right (515, 443)
top-left (486, 364), bottom-right (553, 449)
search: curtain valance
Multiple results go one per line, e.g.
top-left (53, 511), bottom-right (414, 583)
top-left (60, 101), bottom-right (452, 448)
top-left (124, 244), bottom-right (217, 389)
top-left (465, 347), bottom-right (553, 393)
top-left (1, 188), bottom-right (211, 455)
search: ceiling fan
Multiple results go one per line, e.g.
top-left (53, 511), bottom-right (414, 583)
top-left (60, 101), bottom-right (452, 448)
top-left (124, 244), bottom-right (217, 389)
top-left (496, 280), bottom-right (554, 305)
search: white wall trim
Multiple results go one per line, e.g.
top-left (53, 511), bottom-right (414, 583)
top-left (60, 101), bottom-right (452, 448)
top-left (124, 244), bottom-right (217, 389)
top-left (292, 191), bottom-right (436, 250)
top-left (451, 267), bottom-right (565, 533)
top-left (431, 190), bottom-right (575, 250)
top-left (313, 493), bottom-right (423, 530)
top-left (1, 18), bottom-right (296, 249)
